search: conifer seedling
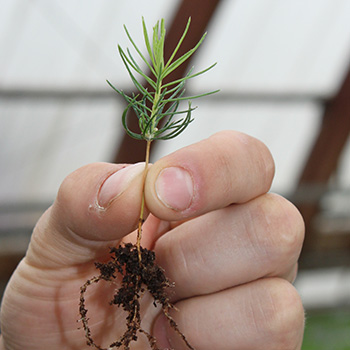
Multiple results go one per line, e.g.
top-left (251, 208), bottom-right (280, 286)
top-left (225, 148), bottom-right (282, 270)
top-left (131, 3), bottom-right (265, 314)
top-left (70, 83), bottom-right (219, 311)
top-left (79, 17), bottom-right (218, 350)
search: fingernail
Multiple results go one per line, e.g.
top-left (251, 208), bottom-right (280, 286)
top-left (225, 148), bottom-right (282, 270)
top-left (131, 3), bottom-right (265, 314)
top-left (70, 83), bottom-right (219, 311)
top-left (155, 167), bottom-right (194, 211)
top-left (98, 163), bottom-right (145, 208)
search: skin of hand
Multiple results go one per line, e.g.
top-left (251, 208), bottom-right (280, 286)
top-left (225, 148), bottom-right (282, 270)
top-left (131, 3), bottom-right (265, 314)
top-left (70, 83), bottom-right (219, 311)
top-left (0, 130), bottom-right (305, 350)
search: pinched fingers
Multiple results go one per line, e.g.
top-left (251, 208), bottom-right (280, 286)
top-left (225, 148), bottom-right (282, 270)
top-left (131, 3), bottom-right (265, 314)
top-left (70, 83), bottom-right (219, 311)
top-left (154, 193), bottom-right (304, 300)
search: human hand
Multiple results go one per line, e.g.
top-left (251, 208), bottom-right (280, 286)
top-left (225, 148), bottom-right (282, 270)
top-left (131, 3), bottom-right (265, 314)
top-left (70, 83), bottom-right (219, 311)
top-left (0, 130), bottom-right (305, 349)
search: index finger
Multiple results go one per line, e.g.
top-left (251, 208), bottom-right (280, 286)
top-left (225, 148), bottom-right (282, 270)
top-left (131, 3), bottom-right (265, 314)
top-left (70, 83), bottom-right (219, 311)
top-left (145, 130), bottom-right (275, 221)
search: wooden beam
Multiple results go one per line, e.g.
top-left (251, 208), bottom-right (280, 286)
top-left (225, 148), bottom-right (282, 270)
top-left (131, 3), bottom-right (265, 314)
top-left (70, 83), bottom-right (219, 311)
top-left (113, 0), bottom-right (222, 163)
top-left (296, 63), bottom-right (350, 249)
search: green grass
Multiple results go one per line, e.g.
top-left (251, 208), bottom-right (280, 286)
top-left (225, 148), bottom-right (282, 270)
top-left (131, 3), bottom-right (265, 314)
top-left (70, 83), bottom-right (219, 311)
top-left (302, 309), bottom-right (350, 350)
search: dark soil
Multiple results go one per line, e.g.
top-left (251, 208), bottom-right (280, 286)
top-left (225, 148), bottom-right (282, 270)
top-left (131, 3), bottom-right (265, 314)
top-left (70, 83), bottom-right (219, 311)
top-left (79, 243), bottom-right (194, 350)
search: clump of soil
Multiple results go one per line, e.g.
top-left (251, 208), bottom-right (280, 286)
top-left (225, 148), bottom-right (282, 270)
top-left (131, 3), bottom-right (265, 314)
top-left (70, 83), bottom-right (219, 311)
top-left (79, 243), bottom-right (194, 350)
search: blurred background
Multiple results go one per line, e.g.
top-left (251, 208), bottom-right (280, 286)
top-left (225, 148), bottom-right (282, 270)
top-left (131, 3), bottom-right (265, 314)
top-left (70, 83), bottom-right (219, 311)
top-left (1, 0), bottom-right (350, 348)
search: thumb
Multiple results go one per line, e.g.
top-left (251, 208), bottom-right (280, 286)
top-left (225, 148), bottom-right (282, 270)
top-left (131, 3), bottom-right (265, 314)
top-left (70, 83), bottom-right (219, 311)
top-left (25, 162), bottom-right (146, 268)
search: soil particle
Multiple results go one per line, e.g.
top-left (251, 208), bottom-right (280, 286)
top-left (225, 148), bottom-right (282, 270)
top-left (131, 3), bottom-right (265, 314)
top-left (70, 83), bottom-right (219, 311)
top-left (79, 243), bottom-right (194, 350)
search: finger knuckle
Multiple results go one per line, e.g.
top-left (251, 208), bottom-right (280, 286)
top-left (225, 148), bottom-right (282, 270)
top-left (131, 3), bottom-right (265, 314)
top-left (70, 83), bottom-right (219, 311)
top-left (256, 278), bottom-right (305, 349)
top-left (256, 194), bottom-right (305, 267)
top-left (273, 195), bottom-right (305, 262)
top-left (270, 279), bottom-right (305, 349)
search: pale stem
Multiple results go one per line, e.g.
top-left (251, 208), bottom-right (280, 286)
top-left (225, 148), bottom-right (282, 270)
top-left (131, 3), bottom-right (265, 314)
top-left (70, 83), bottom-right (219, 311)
top-left (137, 70), bottom-right (162, 262)
top-left (136, 139), bottom-right (152, 262)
